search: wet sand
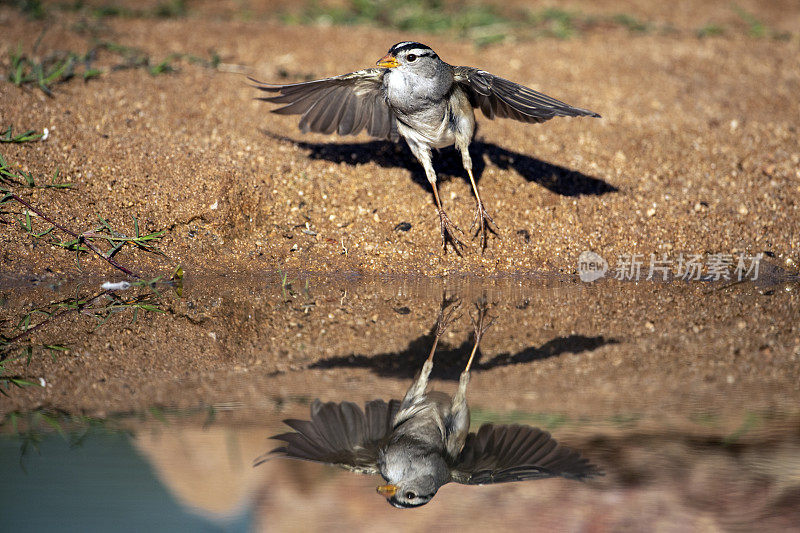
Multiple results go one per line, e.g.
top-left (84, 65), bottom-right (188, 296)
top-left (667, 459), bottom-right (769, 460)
top-left (1, 274), bottom-right (798, 426)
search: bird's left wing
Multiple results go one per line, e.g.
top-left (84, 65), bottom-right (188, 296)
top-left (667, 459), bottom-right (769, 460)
top-left (453, 66), bottom-right (600, 124)
top-left (258, 398), bottom-right (401, 475)
top-left (250, 69), bottom-right (398, 140)
top-left (450, 423), bottom-right (601, 484)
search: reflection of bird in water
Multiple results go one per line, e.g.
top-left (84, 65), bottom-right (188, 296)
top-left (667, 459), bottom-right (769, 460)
top-left (259, 304), bottom-right (600, 508)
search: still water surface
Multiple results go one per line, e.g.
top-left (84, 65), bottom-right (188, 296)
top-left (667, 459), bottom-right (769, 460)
top-left (1, 272), bottom-right (798, 531)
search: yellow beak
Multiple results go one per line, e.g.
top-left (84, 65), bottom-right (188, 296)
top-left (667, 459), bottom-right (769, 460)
top-left (376, 54), bottom-right (399, 68)
top-left (376, 484), bottom-right (398, 498)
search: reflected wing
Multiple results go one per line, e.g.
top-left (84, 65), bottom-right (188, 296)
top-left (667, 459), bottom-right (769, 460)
top-left (250, 69), bottom-right (398, 140)
top-left (258, 399), bottom-right (401, 475)
top-left (453, 66), bottom-right (600, 124)
top-left (451, 424), bottom-right (601, 484)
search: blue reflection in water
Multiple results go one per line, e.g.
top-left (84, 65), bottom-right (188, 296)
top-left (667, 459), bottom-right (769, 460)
top-left (0, 433), bottom-right (251, 533)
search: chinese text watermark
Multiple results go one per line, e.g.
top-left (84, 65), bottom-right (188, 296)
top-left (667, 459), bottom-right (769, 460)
top-left (578, 251), bottom-right (763, 282)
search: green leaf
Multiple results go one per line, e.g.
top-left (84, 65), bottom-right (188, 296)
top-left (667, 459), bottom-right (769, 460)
top-left (39, 413), bottom-right (68, 440)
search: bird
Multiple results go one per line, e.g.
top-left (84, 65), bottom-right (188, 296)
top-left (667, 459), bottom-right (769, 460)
top-left (257, 304), bottom-right (600, 508)
top-left (251, 42), bottom-right (600, 253)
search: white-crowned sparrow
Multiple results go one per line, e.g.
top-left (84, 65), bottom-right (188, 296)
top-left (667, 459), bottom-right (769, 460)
top-left (258, 306), bottom-right (599, 507)
top-left (252, 42), bottom-right (600, 253)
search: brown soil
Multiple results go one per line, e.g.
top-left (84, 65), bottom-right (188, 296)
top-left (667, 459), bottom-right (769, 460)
top-left (0, 1), bottom-right (798, 278)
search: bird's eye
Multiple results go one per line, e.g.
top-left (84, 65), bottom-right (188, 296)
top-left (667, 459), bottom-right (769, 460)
top-left (405, 491), bottom-right (416, 499)
top-left (406, 54), bottom-right (417, 62)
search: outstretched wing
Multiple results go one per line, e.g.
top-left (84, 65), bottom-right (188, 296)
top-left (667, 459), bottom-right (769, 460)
top-left (450, 424), bottom-right (601, 484)
top-left (258, 399), bottom-right (401, 475)
top-left (250, 69), bottom-right (398, 140)
top-left (453, 66), bottom-right (600, 124)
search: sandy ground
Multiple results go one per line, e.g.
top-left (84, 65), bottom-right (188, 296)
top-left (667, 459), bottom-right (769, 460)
top-left (0, 0), bottom-right (798, 278)
top-left (1, 0), bottom-right (798, 419)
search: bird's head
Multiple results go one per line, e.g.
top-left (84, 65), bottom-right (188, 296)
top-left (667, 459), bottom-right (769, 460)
top-left (376, 475), bottom-right (439, 508)
top-left (377, 42), bottom-right (442, 76)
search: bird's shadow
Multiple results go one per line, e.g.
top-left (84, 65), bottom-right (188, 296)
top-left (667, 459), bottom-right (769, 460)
top-left (263, 131), bottom-right (617, 197)
top-left (308, 320), bottom-right (618, 381)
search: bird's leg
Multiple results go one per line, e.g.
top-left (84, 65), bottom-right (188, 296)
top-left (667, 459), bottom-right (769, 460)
top-left (462, 333), bottom-right (481, 376)
top-left (401, 353), bottom-right (434, 409)
top-left (432, 183), bottom-right (465, 255)
top-left (415, 147), bottom-right (465, 255)
top-left (447, 306), bottom-right (489, 455)
top-left (446, 371), bottom-right (472, 457)
top-left (449, 307), bottom-right (493, 431)
top-left (463, 303), bottom-right (495, 374)
top-left (452, 368), bottom-right (471, 419)
top-left (436, 300), bottom-right (468, 456)
top-left (402, 301), bottom-right (460, 408)
top-left (459, 148), bottom-right (498, 251)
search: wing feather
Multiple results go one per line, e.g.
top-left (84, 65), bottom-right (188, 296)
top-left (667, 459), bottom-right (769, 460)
top-left (308, 87), bottom-right (347, 134)
top-left (251, 69), bottom-right (398, 140)
top-left (260, 398), bottom-right (400, 474)
top-left (453, 66), bottom-right (600, 124)
top-left (337, 92), bottom-right (357, 135)
top-left (451, 424), bottom-right (601, 485)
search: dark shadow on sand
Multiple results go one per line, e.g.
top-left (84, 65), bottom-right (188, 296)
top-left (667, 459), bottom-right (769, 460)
top-left (308, 324), bottom-right (618, 381)
top-left (261, 131), bottom-right (617, 197)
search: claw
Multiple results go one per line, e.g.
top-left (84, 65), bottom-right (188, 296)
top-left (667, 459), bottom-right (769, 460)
top-left (470, 200), bottom-right (499, 251)
top-left (435, 300), bottom-right (462, 337)
top-left (438, 210), bottom-right (465, 255)
top-left (469, 302), bottom-right (496, 343)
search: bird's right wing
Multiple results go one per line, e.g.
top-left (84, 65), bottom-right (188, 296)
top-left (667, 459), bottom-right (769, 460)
top-left (453, 66), bottom-right (600, 124)
top-left (450, 424), bottom-right (601, 484)
top-left (258, 399), bottom-right (401, 475)
top-left (250, 69), bottom-right (398, 140)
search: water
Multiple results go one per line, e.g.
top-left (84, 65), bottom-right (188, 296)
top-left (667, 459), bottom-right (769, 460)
top-left (1, 272), bottom-right (799, 531)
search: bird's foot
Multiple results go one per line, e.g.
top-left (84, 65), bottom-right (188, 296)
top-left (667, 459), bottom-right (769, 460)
top-left (438, 210), bottom-right (465, 255)
top-left (470, 302), bottom-right (496, 344)
top-left (435, 299), bottom-right (462, 338)
top-left (470, 200), bottom-right (499, 251)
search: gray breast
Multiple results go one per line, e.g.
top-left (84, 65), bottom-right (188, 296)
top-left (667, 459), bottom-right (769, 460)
top-left (383, 64), bottom-right (453, 113)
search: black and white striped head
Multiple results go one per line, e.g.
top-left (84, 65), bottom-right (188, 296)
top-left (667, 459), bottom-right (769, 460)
top-left (376, 477), bottom-right (439, 509)
top-left (376, 42), bottom-right (441, 72)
